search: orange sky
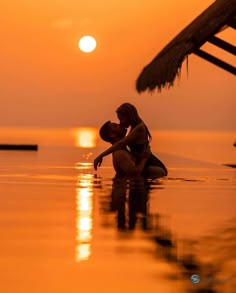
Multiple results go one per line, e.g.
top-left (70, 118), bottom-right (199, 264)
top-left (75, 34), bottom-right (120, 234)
top-left (1, 0), bottom-right (235, 130)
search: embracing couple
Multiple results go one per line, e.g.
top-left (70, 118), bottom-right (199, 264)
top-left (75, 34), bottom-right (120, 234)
top-left (94, 103), bottom-right (168, 179)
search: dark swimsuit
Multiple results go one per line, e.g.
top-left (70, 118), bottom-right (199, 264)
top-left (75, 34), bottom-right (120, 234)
top-left (128, 127), bottom-right (168, 176)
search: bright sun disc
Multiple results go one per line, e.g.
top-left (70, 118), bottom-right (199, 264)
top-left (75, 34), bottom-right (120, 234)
top-left (78, 36), bottom-right (96, 53)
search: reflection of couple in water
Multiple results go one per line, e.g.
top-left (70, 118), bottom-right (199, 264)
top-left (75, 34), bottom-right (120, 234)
top-left (94, 103), bottom-right (167, 231)
top-left (110, 176), bottom-right (152, 230)
top-left (94, 103), bottom-right (168, 179)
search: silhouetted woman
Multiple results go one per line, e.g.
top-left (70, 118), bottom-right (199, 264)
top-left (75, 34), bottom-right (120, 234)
top-left (94, 103), bottom-right (167, 178)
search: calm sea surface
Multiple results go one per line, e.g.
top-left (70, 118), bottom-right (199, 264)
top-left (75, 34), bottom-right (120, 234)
top-left (0, 128), bottom-right (235, 293)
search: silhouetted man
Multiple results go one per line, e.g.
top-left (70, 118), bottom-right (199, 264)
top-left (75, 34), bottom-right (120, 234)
top-left (99, 121), bottom-right (148, 177)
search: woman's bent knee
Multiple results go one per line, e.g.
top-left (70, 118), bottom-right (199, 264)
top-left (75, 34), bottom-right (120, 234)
top-left (145, 166), bottom-right (167, 179)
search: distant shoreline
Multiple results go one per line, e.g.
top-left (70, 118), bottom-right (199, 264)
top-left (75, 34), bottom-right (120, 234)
top-left (0, 144), bottom-right (38, 151)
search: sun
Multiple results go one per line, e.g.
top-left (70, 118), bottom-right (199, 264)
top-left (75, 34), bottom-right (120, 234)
top-left (78, 36), bottom-right (96, 53)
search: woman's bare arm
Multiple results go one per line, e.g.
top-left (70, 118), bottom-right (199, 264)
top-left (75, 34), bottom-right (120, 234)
top-left (94, 123), bottom-right (147, 170)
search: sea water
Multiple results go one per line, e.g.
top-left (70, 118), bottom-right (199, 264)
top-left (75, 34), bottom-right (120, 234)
top-left (0, 128), bottom-right (235, 293)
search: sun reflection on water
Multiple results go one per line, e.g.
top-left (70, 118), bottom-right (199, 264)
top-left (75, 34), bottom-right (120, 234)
top-left (75, 173), bottom-right (94, 262)
top-left (74, 128), bottom-right (97, 148)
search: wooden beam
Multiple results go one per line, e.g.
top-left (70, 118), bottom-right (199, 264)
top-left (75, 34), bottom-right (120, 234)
top-left (208, 36), bottom-right (236, 55)
top-left (136, 0), bottom-right (236, 92)
top-left (0, 144), bottom-right (38, 151)
top-left (193, 49), bottom-right (236, 75)
top-left (227, 15), bottom-right (236, 29)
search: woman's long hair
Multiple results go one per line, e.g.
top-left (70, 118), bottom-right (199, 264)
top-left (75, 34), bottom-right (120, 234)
top-left (116, 103), bottom-right (152, 142)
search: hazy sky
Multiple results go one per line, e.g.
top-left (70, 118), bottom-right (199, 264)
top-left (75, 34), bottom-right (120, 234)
top-left (1, 0), bottom-right (235, 130)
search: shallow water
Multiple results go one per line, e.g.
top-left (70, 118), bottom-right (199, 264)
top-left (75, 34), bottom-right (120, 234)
top-left (0, 128), bottom-right (235, 292)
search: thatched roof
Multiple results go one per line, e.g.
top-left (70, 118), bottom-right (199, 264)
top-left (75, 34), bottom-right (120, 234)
top-left (136, 0), bottom-right (236, 93)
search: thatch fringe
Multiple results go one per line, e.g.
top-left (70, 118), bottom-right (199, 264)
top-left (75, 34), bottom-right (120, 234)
top-left (136, 0), bottom-right (236, 93)
top-left (137, 43), bottom-right (190, 92)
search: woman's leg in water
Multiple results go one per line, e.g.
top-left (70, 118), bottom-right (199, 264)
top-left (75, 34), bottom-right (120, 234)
top-left (144, 166), bottom-right (167, 179)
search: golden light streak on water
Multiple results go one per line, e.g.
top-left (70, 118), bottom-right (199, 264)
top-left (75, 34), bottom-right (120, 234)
top-left (75, 173), bottom-right (93, 262)
top-left (75, 244), bottom-right (91, 262)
